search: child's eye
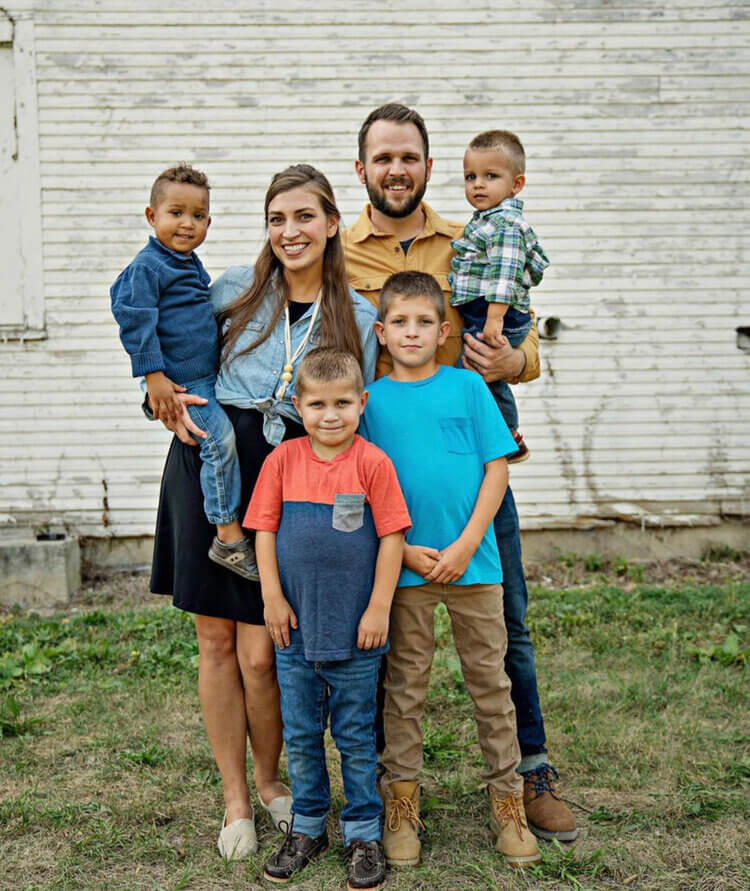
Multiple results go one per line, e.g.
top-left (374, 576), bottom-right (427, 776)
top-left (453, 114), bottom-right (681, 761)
top-left (465, 173), bottom-right (475, 181)
top-left (170, 210), bottom-right (181, 216)
top-left (487, 173), bottom-right (497, 179)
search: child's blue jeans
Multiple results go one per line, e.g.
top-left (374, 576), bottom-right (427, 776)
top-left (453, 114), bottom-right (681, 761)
top-left (457, 300), bottom-right (532, 432)
top-left (182, 375), bottom-right (241, 526)
top-left (275, 648), bottom-right (382, 846)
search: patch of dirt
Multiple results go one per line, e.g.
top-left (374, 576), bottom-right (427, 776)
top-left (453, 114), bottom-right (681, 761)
top-left (69, 554), bottom-right (750, 612)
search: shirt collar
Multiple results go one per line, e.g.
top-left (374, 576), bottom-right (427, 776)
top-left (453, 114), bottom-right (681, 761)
top-left (473, 196), bottom-right (524, 220)
top-left (346, 201), bottom-right (458, 243)
top-left (149, 234), bottom-right (193, 261)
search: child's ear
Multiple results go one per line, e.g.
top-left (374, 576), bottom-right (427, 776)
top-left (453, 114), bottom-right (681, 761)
top-left (359, 390), bottom-right (369, 414)
top-left (512, 174), bottom-right (526, 196)
top-left (145, 206), bottom-right (156, 227)
top-left (291, 394), bottom-right (300, 412)
top-left (437, 320), bottom-right (451, 344)
top-left (374, 320), bottom-right (387, 345)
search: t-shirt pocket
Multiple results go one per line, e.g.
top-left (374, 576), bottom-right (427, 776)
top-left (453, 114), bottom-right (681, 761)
top-left (332, 493), bottom-right (366, 532)
top-left (438, 417), bottom-right (476, 455)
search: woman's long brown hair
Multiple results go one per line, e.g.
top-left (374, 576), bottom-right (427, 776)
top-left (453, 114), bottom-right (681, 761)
top-left (217, 165), bottom-right (363, 368)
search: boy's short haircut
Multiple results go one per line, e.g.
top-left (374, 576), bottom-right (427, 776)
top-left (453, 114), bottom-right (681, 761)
top-left (378, 271), bottom-right (446, 322)
top-left (469, 130), bottom-right (526, 176)
top-left (358, 103), bottom-right (429, 163)
top-left (295, 347), bottom-right (364, 396)
top-left (150, 164), bottom-right (210, 208)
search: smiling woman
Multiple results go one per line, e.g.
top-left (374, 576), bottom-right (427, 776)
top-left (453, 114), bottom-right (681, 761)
top-left (147, 164), bottom-right (378, 862)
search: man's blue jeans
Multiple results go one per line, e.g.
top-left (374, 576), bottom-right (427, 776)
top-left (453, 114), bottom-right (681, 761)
top-left (275, 649), bottom-right (382, 845)
top-left (493, 486), bottom-right (548, 761)
top-left (182, 375), bottom-right (241, 526)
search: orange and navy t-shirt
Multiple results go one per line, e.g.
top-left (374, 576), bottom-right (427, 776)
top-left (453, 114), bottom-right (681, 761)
top-left (245, 435), bottom-right (410, 661)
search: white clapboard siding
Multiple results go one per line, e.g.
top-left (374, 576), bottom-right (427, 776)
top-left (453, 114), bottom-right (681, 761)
top-left (1, 0), bottom-right (748, 537)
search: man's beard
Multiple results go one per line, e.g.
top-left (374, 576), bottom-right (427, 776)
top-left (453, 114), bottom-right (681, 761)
top-left (365, 175), bottom-right (427, 219)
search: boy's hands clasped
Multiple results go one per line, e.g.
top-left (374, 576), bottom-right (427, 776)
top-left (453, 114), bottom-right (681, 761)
top-left (405, 541), bottom-right (475, 584)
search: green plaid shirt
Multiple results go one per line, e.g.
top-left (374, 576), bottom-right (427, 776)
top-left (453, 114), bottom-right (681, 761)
top-left (449, 198), bottom-right (549, 311)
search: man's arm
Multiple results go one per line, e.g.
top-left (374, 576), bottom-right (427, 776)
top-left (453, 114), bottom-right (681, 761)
top-left (357, 531), bottom-right (404, 650)
top-left (425, 457), bottom-right (508, 584)
top-left (462, 312), bottom-right (540, 384)
top-left (256, 530), bottom-right (298, 649)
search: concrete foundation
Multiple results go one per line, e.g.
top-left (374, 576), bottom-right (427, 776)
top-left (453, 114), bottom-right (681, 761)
top-left (79, 520), bottom-right (749, 576)
top-left (0, 535), bottom-right (81, 610)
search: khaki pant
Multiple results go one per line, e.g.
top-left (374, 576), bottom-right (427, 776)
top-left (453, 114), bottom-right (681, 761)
top-left (383, 582), bottom-right (522, 796)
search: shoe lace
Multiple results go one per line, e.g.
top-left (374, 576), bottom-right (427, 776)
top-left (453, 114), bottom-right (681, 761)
top-left (523, 763), bottom-right (561, 798)
top-left (343, 840), bottom-right (379, 869)
top-left (491, 792), bottom-right (526, 840)
top-left (276, 819), bottom-right (300, 856)
top-left (386, 795), bottom-right (425, 833)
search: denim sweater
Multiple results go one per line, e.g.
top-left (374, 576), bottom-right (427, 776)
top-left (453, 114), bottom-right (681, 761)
top-left (110, 236), bottom-right (219, 382)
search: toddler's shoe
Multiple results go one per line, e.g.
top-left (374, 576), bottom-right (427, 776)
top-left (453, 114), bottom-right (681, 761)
top-left (382, 781), bottom-right (423, 866)
top-left (263, 822), bottom-right (329, 883)
top-left (344, 839), bottom-right (386, 890)
top-left (208, 536), bottom-right (260, 581)
top-left (521, 763), bottom-right (578, 841)
top-left (507, 431), bottom-right (530, 464)
top-left (488, 787), bottom-right (541, 868)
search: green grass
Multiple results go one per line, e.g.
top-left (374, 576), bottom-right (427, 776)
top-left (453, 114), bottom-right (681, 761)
top-left (0, 569), bottom-right (748, 890)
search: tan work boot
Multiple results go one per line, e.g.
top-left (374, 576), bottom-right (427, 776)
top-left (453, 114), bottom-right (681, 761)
top-left (522, 764), bottom-right (578, 841)
top-left (382, 781), bottom-right (423, 867)
top-left (488, 787), bottom-right (542, 868)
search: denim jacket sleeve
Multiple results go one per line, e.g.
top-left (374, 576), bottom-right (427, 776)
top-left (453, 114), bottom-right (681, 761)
top-left (350, 287), bottom-right (378, 385)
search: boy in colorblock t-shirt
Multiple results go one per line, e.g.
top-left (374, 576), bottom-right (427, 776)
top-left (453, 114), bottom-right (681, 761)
top-left (245, 347), bottom-right (409, 891)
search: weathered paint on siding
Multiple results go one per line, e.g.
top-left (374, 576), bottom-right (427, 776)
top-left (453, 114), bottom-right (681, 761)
top-left (1, 0), bottom-right (748, 536)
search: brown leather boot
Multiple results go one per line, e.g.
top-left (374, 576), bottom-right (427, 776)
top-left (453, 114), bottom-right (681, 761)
top-left (382, 781), bottom-right (423, 867)
top-left (488, 787), bottom-right (541, 868)
top-left (522, 764), bottom-right (578, 841)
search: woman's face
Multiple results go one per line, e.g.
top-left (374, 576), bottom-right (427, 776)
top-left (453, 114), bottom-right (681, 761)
top-left (267, 186), bottom-right (338, 277)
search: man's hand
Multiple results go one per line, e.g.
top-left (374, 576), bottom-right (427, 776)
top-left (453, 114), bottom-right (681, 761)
top-left (425, 538), bottom-right (475, 584)
top-left (462, 330), bottom-right (526, 384)
top-left (357, 602), bottom-right (389, 650)
top-left (263, 595), bottom-right (298, 649)
top-left (145, 372), bottom-right (186, 423)
top-left (403, 543), bottom-right (441, 580)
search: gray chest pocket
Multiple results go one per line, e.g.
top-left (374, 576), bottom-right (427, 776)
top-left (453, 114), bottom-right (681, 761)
top-left (439, 417), bottom-right (475, 454)
top-left (332, 493), bottom-right (366, 532)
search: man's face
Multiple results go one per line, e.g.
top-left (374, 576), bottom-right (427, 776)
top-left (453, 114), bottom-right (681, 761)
top-left (355, 120), bottom-right (432, 219)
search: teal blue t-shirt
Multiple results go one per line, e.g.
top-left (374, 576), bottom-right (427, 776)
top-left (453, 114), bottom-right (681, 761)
top-left (359, 366), bottom-right (517, 587)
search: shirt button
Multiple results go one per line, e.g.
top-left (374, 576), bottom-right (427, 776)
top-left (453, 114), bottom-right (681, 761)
top-left (394, 246), bottom-right (399, 253)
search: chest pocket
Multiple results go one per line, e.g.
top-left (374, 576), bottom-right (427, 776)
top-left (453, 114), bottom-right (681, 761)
top-left (332, 493), bottom-right (366, 532)
top-left (439, 417), bottom-right (476, 455)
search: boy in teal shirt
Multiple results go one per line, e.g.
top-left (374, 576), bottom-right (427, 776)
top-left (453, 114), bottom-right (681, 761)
top-left (359, 271), bottom-right (540, 870)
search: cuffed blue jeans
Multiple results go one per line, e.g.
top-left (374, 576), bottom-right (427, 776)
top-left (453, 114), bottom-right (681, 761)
top-left (275, 649), bottom-right (382, 845)
top-left (182, 375), bottom-right (241, 526)
top-left (494, 486), bottom-right (548, 762)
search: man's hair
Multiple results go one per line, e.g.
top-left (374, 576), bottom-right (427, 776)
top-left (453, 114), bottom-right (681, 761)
top-left (469, 130), bottom-right (526, 176)
top-left (150, 164), bottom-right (210, 208)
top-left (295, 347), bottom-right (364, 396)
top-left (379, 271), bottom-right (445, 322)
top-left (358, 103), bottom-right (429, 163)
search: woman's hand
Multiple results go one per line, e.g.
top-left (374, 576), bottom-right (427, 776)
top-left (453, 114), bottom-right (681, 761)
top-left (156, 393), bottom-right (209, 446)
top-left (462, 330), bottom-right (526, 383)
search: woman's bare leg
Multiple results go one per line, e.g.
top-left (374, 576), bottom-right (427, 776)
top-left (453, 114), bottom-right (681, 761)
top-left (194, 614), bottom-right (252, 823)
top-left (236, 622), bottom-right (288, 805)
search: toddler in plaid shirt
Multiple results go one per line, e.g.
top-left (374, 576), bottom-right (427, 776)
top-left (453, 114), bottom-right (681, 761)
top-left (449, 130), bottom-right (549, 463)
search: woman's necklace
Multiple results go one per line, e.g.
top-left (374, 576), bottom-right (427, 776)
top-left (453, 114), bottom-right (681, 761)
top-left (275, 289), bottom-right (322, 400)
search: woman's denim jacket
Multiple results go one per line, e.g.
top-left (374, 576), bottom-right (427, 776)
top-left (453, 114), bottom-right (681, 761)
top-left (212, 265), bottom-right (378, 445)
